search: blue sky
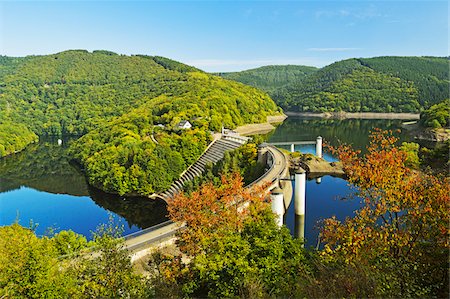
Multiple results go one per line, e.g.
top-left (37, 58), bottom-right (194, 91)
top-left (0, 0), bottom-right (448, 71)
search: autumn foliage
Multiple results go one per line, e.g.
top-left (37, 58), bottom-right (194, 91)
top-left (322, 129), bottom-right (449, 297)
top-left (167, 172), bottom-right (268, 254)
top-left (157, 173), bottom-right (309, 298)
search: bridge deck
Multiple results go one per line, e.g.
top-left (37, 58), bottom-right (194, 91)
top-left (247, 145), bottom-right (288, 189)
top-left (125, 145), bottom-right (290, 253)
top-left (268, 141), bottom-right (316, 146)
top-left (124, 221), bottom-right (184, 252)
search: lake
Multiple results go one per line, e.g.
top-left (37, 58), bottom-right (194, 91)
top-left (0, 137), bottom-right (168, 239)
top-left (267, 117), bottom-right (417, 247)
top-left (0, 117), bottom-right (416, 241)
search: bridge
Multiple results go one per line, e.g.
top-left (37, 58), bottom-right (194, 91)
top-left (124, 135), bottom-right (324, 259)
top-left (124, 143), bottom-right (291, 260)
top-left (268, 136), bottom-right (323, 158)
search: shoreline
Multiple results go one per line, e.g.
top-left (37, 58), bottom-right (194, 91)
top-left (402, 122), bottom-right (450, 142)
top-left (234, 114), bottom-right (287, 136)
top-left (285, 111), bottom-right (420, 120)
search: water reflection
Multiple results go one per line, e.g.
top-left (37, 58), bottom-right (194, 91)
top-left (0, 138), bottom-right (89, 196)
top-left (0, 137), bottom-right (168, 238)
top-left (294, 214), bottom-right (305, 240)
top-left (88, 186), bottom-right (168, 229)
top-left (269, 117), bottom-right (415, 151)
top-left (270, 117), bottom-right (418, 247)
top-left (284, 175), bottom-right (361, 248)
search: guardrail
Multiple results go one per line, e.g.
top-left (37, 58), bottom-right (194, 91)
top-left (124, 145), bottom-right (288, 252)
top-left (126, 226), bottom-right (185, 252)
top-left (268, 145), bottom-right (288, 184)
top-left (123, 220), bottom-right (174, 241)
top-left (246, 145), bottom-right (287, 189)
top-left (268, 141), bottom-right (316, 146)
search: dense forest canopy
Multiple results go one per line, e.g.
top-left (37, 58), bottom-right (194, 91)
top-left (217, 65), bottom-right (318, 94)
top-left (223, 57), bottom-right (449, 113)
top-left (0, 122), bottom-right (38, 158)
top-left (0, 50), bottom-right (279, 195)
top-left (0, 50), bottom-right (188, 136)
top-left (358, 57), bottom-right (449, 108)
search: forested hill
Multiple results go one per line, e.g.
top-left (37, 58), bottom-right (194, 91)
top-left (0, 50), bottom-right (279, 195)
top-left (222, 57), bottom-right (449, 113)
top-left (216, 65), bottom-right (318, 94)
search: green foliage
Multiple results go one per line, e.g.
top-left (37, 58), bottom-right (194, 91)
top-left (420, 140), bottom-right (450, 173)
top-left (51, 230), bottom-right (92, 256)
top-left (214, 142), bottom-right (265, 184)
top-left (0, 49), bottom-right (278, 195)
top-left (359, 56), bottom-right (450, 108)
top-left (92, 50), bottom-right (118, 56)
top-left (151, 55), bottom-right (201, 73)
top-left (0, 50), bottom-right (276, 139)
top-left (0, 122), bottom-right (38, 158)
top-left (400, 142), bottom-right (420, 169)
top-left (218, 65), bottom-right (318, 94)
top-left (257, 57), bottom-right (449, 113)
top-left (69, 221), bottom-right (153, 298)
top-left (0, 224), bottom-right (74, 298)
top-left (184, 210), bottom-right (309, 298)
top-left (153, 175), bottom-right (310, 298)
top-left (0, 50), bottom-right (186, 137)
top-left (183, 142), bottom-right (265, 194)
top-left (68, 69), bottom-right (277, 195)
top-left (420, 99), bottom-right (450, 128)
top-left (272, 59), bottom-right (364, 110)
top-left (274, 59), bottom-right (424, 112)
top-left (0, 221), bottom-right (152, 298)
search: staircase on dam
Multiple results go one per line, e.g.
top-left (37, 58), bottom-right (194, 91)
top-left (160, 138), bottom-right (243, 200)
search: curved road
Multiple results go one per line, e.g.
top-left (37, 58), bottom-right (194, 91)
top-left (248, 145), bottom-right (288, 189)
top-left (125, 144), bottom-right (290, 256)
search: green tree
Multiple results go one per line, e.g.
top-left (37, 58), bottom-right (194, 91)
top-left (152, 174), bottom-right (310, 298)
top-left (0, 224), bottom-right (74, 298)
top-left (400, 142), bottom-right (420, 169)
top-left (69, 221), bottom-right (153, 298)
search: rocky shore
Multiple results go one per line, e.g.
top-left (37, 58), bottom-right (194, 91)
top-left (401, 122), bottom-right (450, 142)
top-left (289, 153), bottom-right (345, 178)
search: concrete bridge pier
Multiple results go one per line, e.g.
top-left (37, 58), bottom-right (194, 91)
top-left (316, 136), bottom-right (323, 158)
top-left (294, 169), bottom-right (306, 216)
top-left (294, 169), bottom-right (306, 244)
top-left (270, 187), bottom-right (285, 227)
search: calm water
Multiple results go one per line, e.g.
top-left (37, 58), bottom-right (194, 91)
top-left (267, 117), bottom-right (417, 247)
top-left (0, 138), bottom-right (168, 239)
top-left (0, 117), bottom-right (416, 240)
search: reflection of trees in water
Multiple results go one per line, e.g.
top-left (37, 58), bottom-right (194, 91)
top-left (0, 138), bottom-right (89, 196)
top-left (269, 118), bottom-right (412, 151)
top-left (88, 186), bottom-right (168, 229)
top-left (0, 137), bottom-right (169, 230)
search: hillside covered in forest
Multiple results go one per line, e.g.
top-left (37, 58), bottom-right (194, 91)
top-left (222, 57), bottom-right (449, 113)
top-left (0, 50), bottom-right (279, 195)
top-left (217, 65), bottom-right (318, 94)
